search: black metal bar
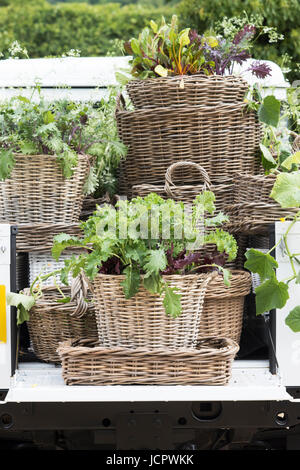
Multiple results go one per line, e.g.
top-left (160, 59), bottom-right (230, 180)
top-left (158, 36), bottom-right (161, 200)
top-left (10, 226), bottom-right (18, 377)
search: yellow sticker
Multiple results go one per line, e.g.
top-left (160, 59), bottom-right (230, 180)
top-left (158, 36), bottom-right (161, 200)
top-left (0, 285), bottom-right (6, 343)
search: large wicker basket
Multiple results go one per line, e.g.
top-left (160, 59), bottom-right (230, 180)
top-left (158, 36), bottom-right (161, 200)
top-left (26, 286), bottom-right (97, 363)
top-left (92, 273), bottom-right (214, 350)
top-left (126, 75), bottom-right (249, 109)
top-left (58, 337), bottom-right (239, 386)
top-left (116, 97), bottom-right (262, 192)
top-left (226, 173), bottom-right (299, 234)
top-left (0, 154), bottom-right (88, 224)
top-left (199, 270), bottom-right (252, 344)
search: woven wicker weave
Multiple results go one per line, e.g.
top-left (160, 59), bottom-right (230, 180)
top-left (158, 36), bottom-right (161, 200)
top-left (80, 195), bottom-right (111, 220)
top-left (26, 286), bottom-right (97, 363)
top-left (126, 75), bottom-right (249, 109)
top-left (15, 223), bottom-right (83, 253)
top-left (92, 273), bottom-right (214, 350)
top-left (199, 270), bottom-right (251, 344)
top-left (132, 161), bottom-right (234, 213)
top-left (116, 99), bottom-right (262, 192)
top-left (0, 154), bottom-right (88, 224)
top-left (226, 173), bottom-right (299, 234)
top-left (58, 337), bottom-right (239, 385)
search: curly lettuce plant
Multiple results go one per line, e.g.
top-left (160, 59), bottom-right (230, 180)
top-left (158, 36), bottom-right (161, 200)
top-left (8, 191), bottom-right (237, 322)
top-left (0, 88), bottom-right (127, 196)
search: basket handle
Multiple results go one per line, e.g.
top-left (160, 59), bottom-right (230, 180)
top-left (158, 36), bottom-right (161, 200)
top-left (164, 161), bottom-right (212, 199)
top-left (70, 273), bottom-right (90, 318)
top-left (290, 131), bottom-right (300, 153)
top-left (116, 92), bottom-right (127, 113)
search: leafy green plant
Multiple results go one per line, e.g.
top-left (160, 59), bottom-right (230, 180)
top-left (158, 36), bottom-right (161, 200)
top-left (246, 86), bottom-right (300, 173)
top-left (244, 175), bottom-right (300, 331)
top-left (7, 191), bottom-right (237, 322)
top-left (0, 88), bottom-right (126, 196)
top-left (122, 15), bottom-right (271, 81)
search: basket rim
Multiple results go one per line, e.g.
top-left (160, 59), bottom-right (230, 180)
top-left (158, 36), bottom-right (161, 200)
top-left (126, 74), bottom-right (249, 86)
top-left (57, 336), bottom-right (239, 357)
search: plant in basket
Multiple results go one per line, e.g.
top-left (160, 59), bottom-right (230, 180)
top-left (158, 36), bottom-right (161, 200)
top-left (7, 190), bottom-right (238, 349)
top-left (120, 15), bottom-right (272, 82)
top-left (0, 87), bottom-right (127, 224)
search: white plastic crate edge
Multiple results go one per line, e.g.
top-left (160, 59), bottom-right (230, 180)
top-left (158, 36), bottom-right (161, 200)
top-left (29, 252), bottom-right (73, 287)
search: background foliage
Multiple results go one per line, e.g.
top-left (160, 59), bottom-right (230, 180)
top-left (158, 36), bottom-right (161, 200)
top-left (0, 0), bottom-right (299, 81)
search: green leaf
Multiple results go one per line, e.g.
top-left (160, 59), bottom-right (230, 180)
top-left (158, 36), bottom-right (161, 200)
top-left (270, 172), bottom-right (300, 208)
top-left (6, 292), bottom-right (35, 326)
top-left (143, 273), bottom-right (163, 294)
top-left (163, 285), bottom-right (182, 318)
top-left (43, 110), bottom-right (55, 124)
top-left (285, 306), bottom-right (300, 332)
top-left (115, 72), bottom-right (130, 86)
top-left (121, 265), bottom-right (141, 299)
top-left (52, 233), bottom-right (81, 261)
top-left (130, 38), bottom-right (142, 56)
top-left (149, 20), bottom-right (158, 33)
top-left (0, 150), bottom-right (15, 180)
top-left (205, 212), bottom-right (229, 227)
top-left (244, 248), bottom-right (278, 281)
top-left (194, 191), bottom-right (216, 215)
top-left (259, 143), bottom-right (276, 165)
top-left (258, 95), bottom-right (281, 127)
top-left (154, 65), bottom-right (168, 77)
top-left (281, 151), bottom-right (300, 171)
top-left (19, 140), bottom-right (39, 155)
top-left (255, 278), bottom-right (289, 315)
top-left (144, 249), bottom-right (167, 277)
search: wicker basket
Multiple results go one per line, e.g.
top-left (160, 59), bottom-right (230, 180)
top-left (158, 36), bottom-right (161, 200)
top-left (227, 173), bottom-right (299, 234)
top-left (15, 223), bottom-right (83, 253)
top-left (0, 154), bottom-right (88, 224)
top-left (26, 285), bottom-right (97, 363)
top-left (92, 273), bottom-right (214, 350)
top-left (126, 75), bottom-right (249, 109)
top-left (58, 337), bottom-right (239, 385)
top-left (199, 270), bottom-right (251, 344)
top-left (80, 195), bottom-right (111, 220)
top-left (132, 161), bottom-right (234, 214)
top-left (116, 97), bottom-right (262, 192)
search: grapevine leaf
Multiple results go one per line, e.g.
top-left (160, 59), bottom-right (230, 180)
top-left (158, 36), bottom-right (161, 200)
top-left (163, 285), bottom-right (182, 318)
top-left (270, 172), bottom-right (300, 208)
top-left (255, 278), bottom-right (289, 315)
top-left (258, 95), bottom-right (280, 127)
top-left (6, 292), bottom-right (35, 325)
top-left (285, 306), bottom-right (300, 332)
top-left (121, 265), bottom-right (141, 299)
top-left (281, 151), bottom-right (300, 171)
top-left (244, 248), bottom-right (278, 281)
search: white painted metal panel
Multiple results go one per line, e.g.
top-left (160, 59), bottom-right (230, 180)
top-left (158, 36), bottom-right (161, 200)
top-left (276, 221), bottom-right (300, 387)
top-left (0, 224), bottom-right (11, 390)
top-left (5, 361), bottom-right (290, 403)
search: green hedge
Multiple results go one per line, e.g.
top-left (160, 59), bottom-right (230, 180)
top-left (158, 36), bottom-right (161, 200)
top-left (0, 0), bottom-right (171, 57)
top-left (177, 0), bottom-right (300, 82)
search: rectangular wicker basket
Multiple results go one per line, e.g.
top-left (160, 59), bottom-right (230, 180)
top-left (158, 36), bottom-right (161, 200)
top-left (58, 337), bottom-right (239, 386)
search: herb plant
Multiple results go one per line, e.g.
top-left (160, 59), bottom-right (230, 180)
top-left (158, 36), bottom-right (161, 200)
top-left (0, 88), bottom-right (127, 196)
